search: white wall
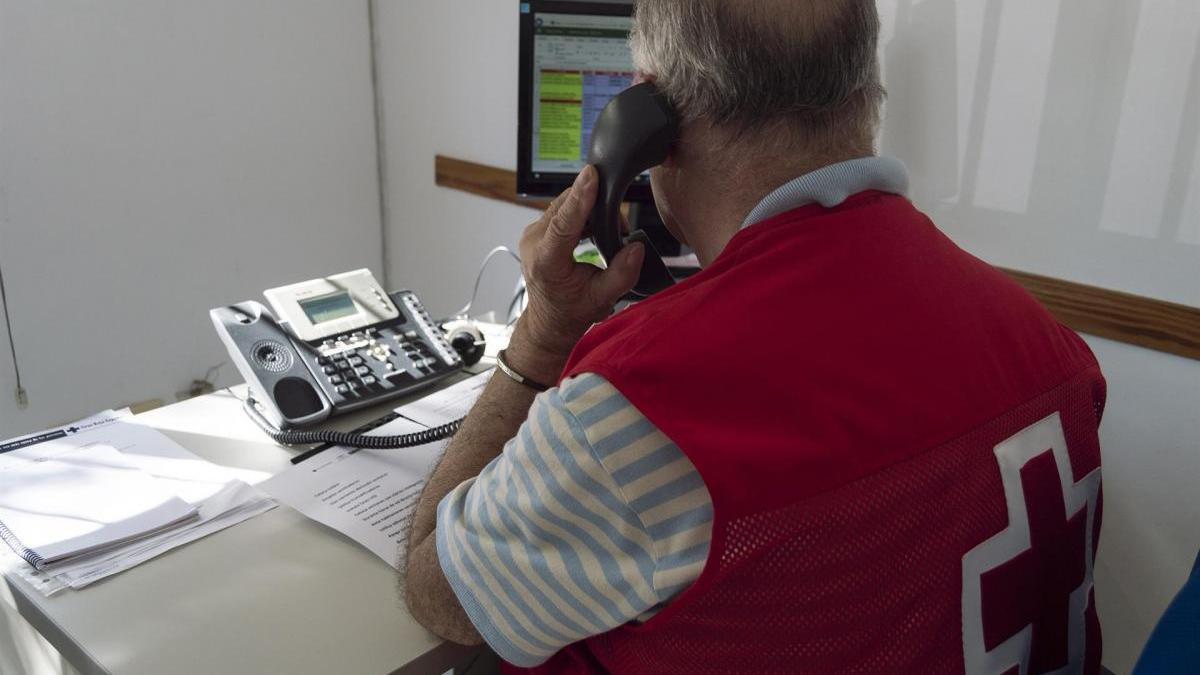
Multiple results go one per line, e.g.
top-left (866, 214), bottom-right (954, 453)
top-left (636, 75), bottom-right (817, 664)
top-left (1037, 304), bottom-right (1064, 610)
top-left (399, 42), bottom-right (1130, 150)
top-left (878, 0), bottom-right (1200, 308)
top-left (0, 1), bottom-right (383, 437)
top-left (377, 3), bottom-right (1199, 674)
top-left (1084, 336), bottom-right (1200, 674)
top-left (375, 0), bottom-right (534, 321)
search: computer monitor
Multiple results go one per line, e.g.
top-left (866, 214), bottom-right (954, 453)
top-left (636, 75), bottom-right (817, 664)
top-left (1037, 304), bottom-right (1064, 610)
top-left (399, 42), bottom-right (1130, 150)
top-left (516, 0), bottom-right (652, 201)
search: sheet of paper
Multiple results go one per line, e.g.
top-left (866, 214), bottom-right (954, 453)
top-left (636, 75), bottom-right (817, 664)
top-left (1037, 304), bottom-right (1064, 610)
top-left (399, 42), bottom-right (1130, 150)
top-left (114, 417), bottom-right (271, 503)
top-left (259, 416), bottom-right (448, 568)
top-left (395, 370), bottom-right (492, 428)
top-left (0, 419), bottom-right (198, 567)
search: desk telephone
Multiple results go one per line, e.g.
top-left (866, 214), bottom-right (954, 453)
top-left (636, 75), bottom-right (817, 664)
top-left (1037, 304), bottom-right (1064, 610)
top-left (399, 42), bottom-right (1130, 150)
top-left (211, 269), bottom-right (467, 448)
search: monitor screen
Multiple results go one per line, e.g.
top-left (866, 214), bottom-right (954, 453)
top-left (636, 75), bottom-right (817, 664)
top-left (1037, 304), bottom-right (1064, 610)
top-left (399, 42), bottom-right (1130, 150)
top-left (517, 1), bottom-right (652, 200)
top-left (531, 13), bottom-right (634, 175)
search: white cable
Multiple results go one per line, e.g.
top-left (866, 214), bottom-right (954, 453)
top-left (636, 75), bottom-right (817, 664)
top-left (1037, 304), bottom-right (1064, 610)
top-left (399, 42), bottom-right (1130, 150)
top-left (457, 246), bottom-right (522, 318)
top-left (507, 279), bottom-right (527, 326)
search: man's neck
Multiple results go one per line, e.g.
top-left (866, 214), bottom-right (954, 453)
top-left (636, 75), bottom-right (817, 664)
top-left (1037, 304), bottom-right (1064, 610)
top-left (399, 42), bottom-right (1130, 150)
top-left (676, 144), bottom-right (871, 266)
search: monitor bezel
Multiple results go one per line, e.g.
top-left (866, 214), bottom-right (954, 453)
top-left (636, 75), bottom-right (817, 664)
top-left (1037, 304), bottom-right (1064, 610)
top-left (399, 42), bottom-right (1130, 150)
top-left (516, 0), bottom-right (653, 201)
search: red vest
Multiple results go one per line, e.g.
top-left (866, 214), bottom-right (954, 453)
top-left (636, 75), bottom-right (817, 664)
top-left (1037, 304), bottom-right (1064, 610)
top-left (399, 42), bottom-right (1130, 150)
top-left (514, 192), bottom-right (1105, 674)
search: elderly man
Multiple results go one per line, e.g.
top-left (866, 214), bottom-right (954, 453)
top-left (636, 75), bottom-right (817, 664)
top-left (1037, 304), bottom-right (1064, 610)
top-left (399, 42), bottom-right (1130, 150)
top-left (404, 1), bottom-right (1106, 673)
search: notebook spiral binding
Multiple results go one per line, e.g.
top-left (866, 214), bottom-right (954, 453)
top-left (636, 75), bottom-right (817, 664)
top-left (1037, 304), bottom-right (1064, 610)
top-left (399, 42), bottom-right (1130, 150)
top-left (0, 518), bottom-right (44, 568)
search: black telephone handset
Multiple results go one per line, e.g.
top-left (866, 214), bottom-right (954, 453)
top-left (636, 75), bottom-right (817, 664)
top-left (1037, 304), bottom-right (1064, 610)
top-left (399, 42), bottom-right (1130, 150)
top-left (587, 82), bottom-right (681, 298)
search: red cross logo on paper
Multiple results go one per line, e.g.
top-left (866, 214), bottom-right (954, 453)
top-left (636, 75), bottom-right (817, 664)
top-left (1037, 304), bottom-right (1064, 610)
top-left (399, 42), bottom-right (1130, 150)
top-left (962, 412), bottom-right (1102, 675)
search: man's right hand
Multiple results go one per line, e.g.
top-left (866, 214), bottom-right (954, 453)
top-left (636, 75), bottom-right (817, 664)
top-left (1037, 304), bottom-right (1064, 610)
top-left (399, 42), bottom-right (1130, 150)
top-left (507, 165), bottom-right (646, 385)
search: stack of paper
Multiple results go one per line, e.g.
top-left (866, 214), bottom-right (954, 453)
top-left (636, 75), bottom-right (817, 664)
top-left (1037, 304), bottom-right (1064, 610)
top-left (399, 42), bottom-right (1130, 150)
top-left (0, 411), bottom-right (275, 596)
top-left (0, 441), bottom-right (198, 569)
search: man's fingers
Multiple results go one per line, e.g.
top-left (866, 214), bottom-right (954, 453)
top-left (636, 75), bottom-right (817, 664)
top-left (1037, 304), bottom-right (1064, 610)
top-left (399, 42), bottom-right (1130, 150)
top-left (544, 166), bottom-right (596, 256)
top-left (590, 242), bottom-right (645, 307)
top-left (524, 185), bottom-right (573, 245)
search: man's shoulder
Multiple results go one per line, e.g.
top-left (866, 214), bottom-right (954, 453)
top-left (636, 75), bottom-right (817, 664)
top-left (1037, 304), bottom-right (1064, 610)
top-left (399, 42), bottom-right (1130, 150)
top-left (557, 373), bottom-right (640, 428)
top-left (555, 374), bottom-right (679, 472)
top-left (557, 374), bottom-right (714, 591)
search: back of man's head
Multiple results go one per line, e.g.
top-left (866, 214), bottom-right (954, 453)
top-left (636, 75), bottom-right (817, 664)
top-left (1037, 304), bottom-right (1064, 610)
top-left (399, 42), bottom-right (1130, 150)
top-left (630, 0), bottom-right (884, 158)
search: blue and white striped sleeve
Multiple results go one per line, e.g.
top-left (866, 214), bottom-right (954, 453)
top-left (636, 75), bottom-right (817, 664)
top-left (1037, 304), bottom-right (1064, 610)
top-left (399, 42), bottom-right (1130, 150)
top-left (435, 373), bottom-right (713, 667)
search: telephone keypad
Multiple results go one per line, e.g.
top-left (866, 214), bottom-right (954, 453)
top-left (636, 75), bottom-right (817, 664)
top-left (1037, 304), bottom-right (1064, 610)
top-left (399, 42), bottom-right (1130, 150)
top-left (293, 290), bottom-right (460, 410)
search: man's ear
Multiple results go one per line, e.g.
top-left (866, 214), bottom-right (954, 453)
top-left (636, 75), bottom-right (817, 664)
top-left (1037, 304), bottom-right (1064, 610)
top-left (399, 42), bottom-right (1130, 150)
top-left (633, 70), bottom-right (657, 86)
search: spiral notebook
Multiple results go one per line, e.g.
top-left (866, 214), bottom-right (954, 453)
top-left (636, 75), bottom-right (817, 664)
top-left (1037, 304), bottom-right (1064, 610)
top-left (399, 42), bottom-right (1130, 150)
top-left (0, 420), bottom-right (199, 571)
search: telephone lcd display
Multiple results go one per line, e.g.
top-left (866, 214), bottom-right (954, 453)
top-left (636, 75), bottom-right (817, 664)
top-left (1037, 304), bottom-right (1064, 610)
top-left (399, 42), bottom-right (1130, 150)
top-left (299, 291), bottom-right (359, 324)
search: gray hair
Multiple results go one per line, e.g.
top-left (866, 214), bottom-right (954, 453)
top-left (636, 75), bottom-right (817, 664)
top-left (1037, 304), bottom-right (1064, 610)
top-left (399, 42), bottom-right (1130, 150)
top-left (630, 0), bottom-right (885, 153)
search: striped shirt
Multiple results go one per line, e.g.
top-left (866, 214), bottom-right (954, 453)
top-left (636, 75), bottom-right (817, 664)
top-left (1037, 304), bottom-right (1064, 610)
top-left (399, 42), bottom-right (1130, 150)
top-left (436, 156), bottom-right (909, 667)
top-left (437, 374), bottom-right (712, 666)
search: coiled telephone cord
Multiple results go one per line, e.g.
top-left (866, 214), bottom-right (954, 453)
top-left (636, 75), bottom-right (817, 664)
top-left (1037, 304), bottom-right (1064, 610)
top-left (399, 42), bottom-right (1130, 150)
top-left (243, 397), bottom-right (463, 449)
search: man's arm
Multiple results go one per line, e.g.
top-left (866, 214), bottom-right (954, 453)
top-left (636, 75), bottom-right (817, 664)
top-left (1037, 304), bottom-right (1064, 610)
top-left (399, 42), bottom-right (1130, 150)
top-left (403, 165), bottom-right (645, 644)
top-left (403, 370), bottom-right (537, 645)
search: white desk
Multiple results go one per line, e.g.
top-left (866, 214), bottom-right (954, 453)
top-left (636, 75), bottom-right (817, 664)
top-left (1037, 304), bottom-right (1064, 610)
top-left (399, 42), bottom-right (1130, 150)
top-left (1, 375), bottom-right (489, 675)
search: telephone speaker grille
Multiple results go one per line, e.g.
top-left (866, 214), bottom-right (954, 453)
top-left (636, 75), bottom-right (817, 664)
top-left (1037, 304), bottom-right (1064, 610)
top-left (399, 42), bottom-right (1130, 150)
top-left (251, 340), bottom-right (294, 373)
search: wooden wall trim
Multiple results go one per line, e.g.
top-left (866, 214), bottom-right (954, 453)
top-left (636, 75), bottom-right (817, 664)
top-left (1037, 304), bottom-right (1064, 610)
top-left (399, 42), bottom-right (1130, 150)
top-left (435, 155), bottom-right (552, 211)
top-left (435, 154), bottom-right (1200, 362)
top-left (1001, 269), bottom-right (1200, 361)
